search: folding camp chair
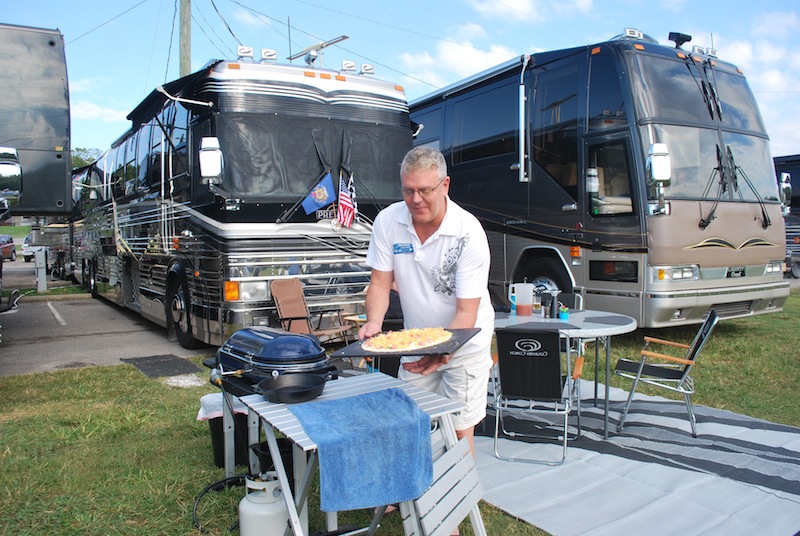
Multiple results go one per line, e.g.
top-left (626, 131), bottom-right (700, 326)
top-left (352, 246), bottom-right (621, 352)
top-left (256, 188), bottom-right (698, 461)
top-left (614, 309), bottom-right (719, 437)
top-left (368, 427), bottom-right (485, 536)
top-left (493, 329), bottom-right (585, 465)
top-left (269, 277), bottom-right (353, 344)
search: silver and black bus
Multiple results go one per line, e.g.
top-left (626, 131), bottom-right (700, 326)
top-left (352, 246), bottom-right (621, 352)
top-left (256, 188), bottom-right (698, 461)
top-left (410, 28), bottom-right (788, 328)
top-left (73, 53), bottom-right (411, 347)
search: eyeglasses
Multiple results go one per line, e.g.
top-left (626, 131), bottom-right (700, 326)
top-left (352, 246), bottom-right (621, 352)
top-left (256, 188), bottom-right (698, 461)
top-left (401, 178), bottom-right (445, 198)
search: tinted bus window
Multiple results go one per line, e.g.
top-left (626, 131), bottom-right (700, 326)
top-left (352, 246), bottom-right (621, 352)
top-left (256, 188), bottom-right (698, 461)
top-left (588, 49), bottom-right (627, 132)
top-left (413, 108), bottom-right (443, 149)
top-left (451, 81), bottom-right (517, 164)
top-left (532, 58), bottom-right (580, 198)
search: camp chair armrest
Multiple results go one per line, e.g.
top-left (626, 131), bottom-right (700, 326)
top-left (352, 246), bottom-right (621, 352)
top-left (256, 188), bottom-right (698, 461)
top-left (572, 356), bottom-right (585, 380)
top-left (310, 306), bottom-right (344, 315)
top-left (644, 336), bottom-right (690, 349)
top-left (641, 349), bottom-right (694, 366)
top-left (276, 315), bottom-right (309, 322)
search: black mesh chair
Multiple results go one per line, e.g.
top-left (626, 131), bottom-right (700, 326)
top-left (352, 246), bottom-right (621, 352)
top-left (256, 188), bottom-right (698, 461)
top-left (614, 309), bottom-right (719, 437)
top-left (492, 329), bottom-right (584, 465)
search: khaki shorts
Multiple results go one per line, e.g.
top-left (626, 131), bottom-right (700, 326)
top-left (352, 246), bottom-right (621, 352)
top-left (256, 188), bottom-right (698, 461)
top-left (399, 346), bottom-right (492, 431)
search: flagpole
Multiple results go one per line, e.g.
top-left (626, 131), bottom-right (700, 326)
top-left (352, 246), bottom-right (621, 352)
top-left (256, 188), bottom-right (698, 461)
top-left (276, 169), bottom-right (330, 224)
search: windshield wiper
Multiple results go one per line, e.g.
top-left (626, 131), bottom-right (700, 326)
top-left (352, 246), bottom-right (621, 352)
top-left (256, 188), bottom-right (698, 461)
top-left (727, 145), bottom-right (771, 229)
top-left (683, 54), bottom-right (715, 120)
top-left (699, 145), bottom-right (727, 229)
top-left (702, 60), bottom-right (723, 121)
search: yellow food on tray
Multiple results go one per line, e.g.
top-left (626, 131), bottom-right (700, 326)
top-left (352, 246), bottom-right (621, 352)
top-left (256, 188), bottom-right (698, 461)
top-left (362, 327), bottom-right (452, 353)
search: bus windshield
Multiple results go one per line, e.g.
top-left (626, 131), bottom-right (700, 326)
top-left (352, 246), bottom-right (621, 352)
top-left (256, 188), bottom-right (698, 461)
top-left (630, 55), bottom-right (777, 202)
top-left (216, 113), bottom-right (406, 201)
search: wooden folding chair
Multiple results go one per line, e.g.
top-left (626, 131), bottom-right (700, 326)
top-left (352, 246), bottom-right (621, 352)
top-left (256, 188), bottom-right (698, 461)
top-left (269, 277), bottom-right (352, 344)
top-left (614, 309), bottom-right (719, 437)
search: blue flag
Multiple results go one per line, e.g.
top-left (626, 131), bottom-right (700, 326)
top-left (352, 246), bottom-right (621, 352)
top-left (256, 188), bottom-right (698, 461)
top-left (301, 171), bottom-right (335, 215)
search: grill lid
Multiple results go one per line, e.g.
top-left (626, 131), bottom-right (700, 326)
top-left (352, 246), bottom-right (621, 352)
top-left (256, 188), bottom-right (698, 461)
top-left (219, 326), bottom-right (327, 366)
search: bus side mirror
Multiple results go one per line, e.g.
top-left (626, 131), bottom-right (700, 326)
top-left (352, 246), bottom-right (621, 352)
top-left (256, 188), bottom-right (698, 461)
top-left (199, 137), bottom-right (223, 185)
top-left (647, 143), bottom-right (671, 214)
top-left (646, 143), bottom-right (671, 186)
top-left (780, 172), bottom-right (792, 213)
top-left (0, 146), bottom-right (23, 204)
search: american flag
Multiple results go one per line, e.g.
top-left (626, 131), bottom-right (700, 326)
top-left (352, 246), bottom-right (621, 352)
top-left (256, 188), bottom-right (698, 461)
top-left (337, 172), bottom-right (357, 227)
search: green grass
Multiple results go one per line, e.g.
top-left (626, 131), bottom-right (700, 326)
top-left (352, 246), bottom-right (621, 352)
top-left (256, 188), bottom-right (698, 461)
top-left (2, 284), bottom-right (88, 298)
top-left (579, 288), bottom-right (800, 427)
top-left (1, 290), bottom-right (798, 535)
top-left (1, 224), bottom-right (31, 241)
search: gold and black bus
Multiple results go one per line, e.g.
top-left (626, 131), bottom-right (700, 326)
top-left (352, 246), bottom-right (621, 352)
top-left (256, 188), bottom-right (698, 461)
top-left (411, 28), bottom-right (788, 327)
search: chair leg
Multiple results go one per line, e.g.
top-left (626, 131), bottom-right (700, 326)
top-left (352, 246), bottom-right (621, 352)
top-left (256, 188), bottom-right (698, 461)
top-left (574, 381), bottom-right (582, 439)
top-left (684, 393), bottom-right (698, 437)
top-left (617, 374), bottom-right (641, 433)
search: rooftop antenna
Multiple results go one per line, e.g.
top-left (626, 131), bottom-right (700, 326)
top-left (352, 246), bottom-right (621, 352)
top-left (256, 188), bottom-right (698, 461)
top-left (287, 35), bottom-right (349, 67)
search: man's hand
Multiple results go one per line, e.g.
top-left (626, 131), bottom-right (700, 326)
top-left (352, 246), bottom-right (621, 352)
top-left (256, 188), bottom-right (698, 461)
top-left (402, 354), bottom-right (451, 375)
top-left (357, 320), bottom-right (383, 341)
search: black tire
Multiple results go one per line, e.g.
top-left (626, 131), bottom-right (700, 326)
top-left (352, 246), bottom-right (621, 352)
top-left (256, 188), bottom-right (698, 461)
top-left (167, 274), bottom-right (201, 349)
top-left (518, 257), bottom-right (572, 294)
top-left (10, 249), bottom-right (15, 261)
top-left (792, 262), bottom-right (800, 279)
top-left (88, 260), bottom-right (99, 298)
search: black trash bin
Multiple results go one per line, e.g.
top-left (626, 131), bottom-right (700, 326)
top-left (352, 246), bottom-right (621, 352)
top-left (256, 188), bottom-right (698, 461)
top-left (208, 412), bottom-right (252, 468)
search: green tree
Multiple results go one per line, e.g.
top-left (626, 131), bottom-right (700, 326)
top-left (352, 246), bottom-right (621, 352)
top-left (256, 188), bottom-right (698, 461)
top-left (72, 147), bottom-right (102, 169)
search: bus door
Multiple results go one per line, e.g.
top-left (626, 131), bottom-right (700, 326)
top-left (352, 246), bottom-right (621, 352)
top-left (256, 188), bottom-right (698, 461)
top-left (581, 134), bottom-right (645, 317)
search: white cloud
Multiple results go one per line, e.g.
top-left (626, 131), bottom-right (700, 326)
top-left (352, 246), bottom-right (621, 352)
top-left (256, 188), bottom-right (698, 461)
top-left (71, 100), bottom-right (129, 124)
top-left (468, 0), bottom-right (593, 22)
top-left (469, 0), bottom-right (538, 21)
top-left (400, 24), bottom-right (517, 98)
top-left (231, 6), bottom-right (272, 29)
top-left (752, 11), bottom-right (800, 40)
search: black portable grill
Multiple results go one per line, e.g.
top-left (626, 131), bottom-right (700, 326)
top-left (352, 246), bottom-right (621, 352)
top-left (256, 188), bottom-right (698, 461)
top-left (216, 327), bottom-right (337, 395)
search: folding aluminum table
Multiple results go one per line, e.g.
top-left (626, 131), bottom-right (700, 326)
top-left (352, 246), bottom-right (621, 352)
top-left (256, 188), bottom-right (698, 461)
top-left (235, 372), bottom-right (487, 536)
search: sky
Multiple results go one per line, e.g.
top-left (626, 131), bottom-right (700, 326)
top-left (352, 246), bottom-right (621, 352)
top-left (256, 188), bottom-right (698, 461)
top-left (4, 0), bottom-right (800, 157)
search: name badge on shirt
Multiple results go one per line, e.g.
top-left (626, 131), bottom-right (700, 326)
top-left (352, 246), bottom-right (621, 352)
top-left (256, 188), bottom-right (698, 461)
top-left (393, 243), bottom-right (414, 255)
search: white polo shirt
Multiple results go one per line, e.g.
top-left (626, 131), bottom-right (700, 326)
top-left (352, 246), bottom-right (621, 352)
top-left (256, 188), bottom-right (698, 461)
top-left (366, 197), bottom-right (495, 360)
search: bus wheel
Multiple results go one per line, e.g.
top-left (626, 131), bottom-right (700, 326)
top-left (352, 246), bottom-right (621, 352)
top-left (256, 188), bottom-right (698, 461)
top-left (167, 275), bottom-right (200, 349)
top-left (520, 257), bottom-right (571, 294)
top-left (89, 261), bottom-right (99, 298)
top-left (791, 262), bottom-right (800, 279)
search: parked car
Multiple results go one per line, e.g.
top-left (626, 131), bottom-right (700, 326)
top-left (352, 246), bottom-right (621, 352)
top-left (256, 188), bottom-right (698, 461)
top-left (0, 234), bottom-right (15, 261)
top-left (21, 232), bottom-right (44, 263)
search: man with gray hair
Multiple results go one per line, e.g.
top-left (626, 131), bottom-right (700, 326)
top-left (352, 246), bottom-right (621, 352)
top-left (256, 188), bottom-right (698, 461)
top-left (358, 146), bottom-right (494, 454)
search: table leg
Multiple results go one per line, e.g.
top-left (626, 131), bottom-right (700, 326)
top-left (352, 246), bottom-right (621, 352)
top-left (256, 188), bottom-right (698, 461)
top-left (264, 430), bottom-right (306, 535)
top-left (247, 410), bottom-right (259, 473)
top-left (604, 336), bottom-right (611, 440)
top-left (593, 339), bottom-right (600, 407)
top-left (222, 390), bottom-right (236, 478)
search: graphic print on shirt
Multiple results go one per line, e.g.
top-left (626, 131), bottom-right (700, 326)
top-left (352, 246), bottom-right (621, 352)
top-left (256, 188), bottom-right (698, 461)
top-left (431, 235), bottom-right (470, 295)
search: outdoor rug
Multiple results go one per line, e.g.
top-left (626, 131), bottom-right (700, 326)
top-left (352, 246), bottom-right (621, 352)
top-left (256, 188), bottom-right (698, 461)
top-left (121, 354), bottom-right (202, 378)
top-left (474, 380), bottom-right (800, 536)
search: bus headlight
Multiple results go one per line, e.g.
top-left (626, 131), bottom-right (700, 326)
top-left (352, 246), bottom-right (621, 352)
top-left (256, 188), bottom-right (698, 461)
top-left (653, 265), bottom-right (699, 282)
top-left (224, 281), bottom-right (269, 301)
top-left (764, 261), bottom-right (782, 274)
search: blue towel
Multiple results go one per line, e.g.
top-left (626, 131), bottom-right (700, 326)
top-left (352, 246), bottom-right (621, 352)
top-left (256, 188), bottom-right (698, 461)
top-left (287, 387), bottom-right (433, 512)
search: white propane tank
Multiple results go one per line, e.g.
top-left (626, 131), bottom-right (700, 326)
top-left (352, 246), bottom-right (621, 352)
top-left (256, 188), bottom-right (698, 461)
top-left (239, 473), bottom-right (289, 536)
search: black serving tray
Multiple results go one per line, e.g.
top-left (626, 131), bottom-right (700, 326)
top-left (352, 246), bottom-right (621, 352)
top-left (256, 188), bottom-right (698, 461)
top-left (330, 328), bottom-right (481, 358)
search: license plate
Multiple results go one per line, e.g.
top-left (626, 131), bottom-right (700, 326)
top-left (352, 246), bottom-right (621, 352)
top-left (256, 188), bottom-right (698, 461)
top-left (726, 266), bottom-right (745, 278)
